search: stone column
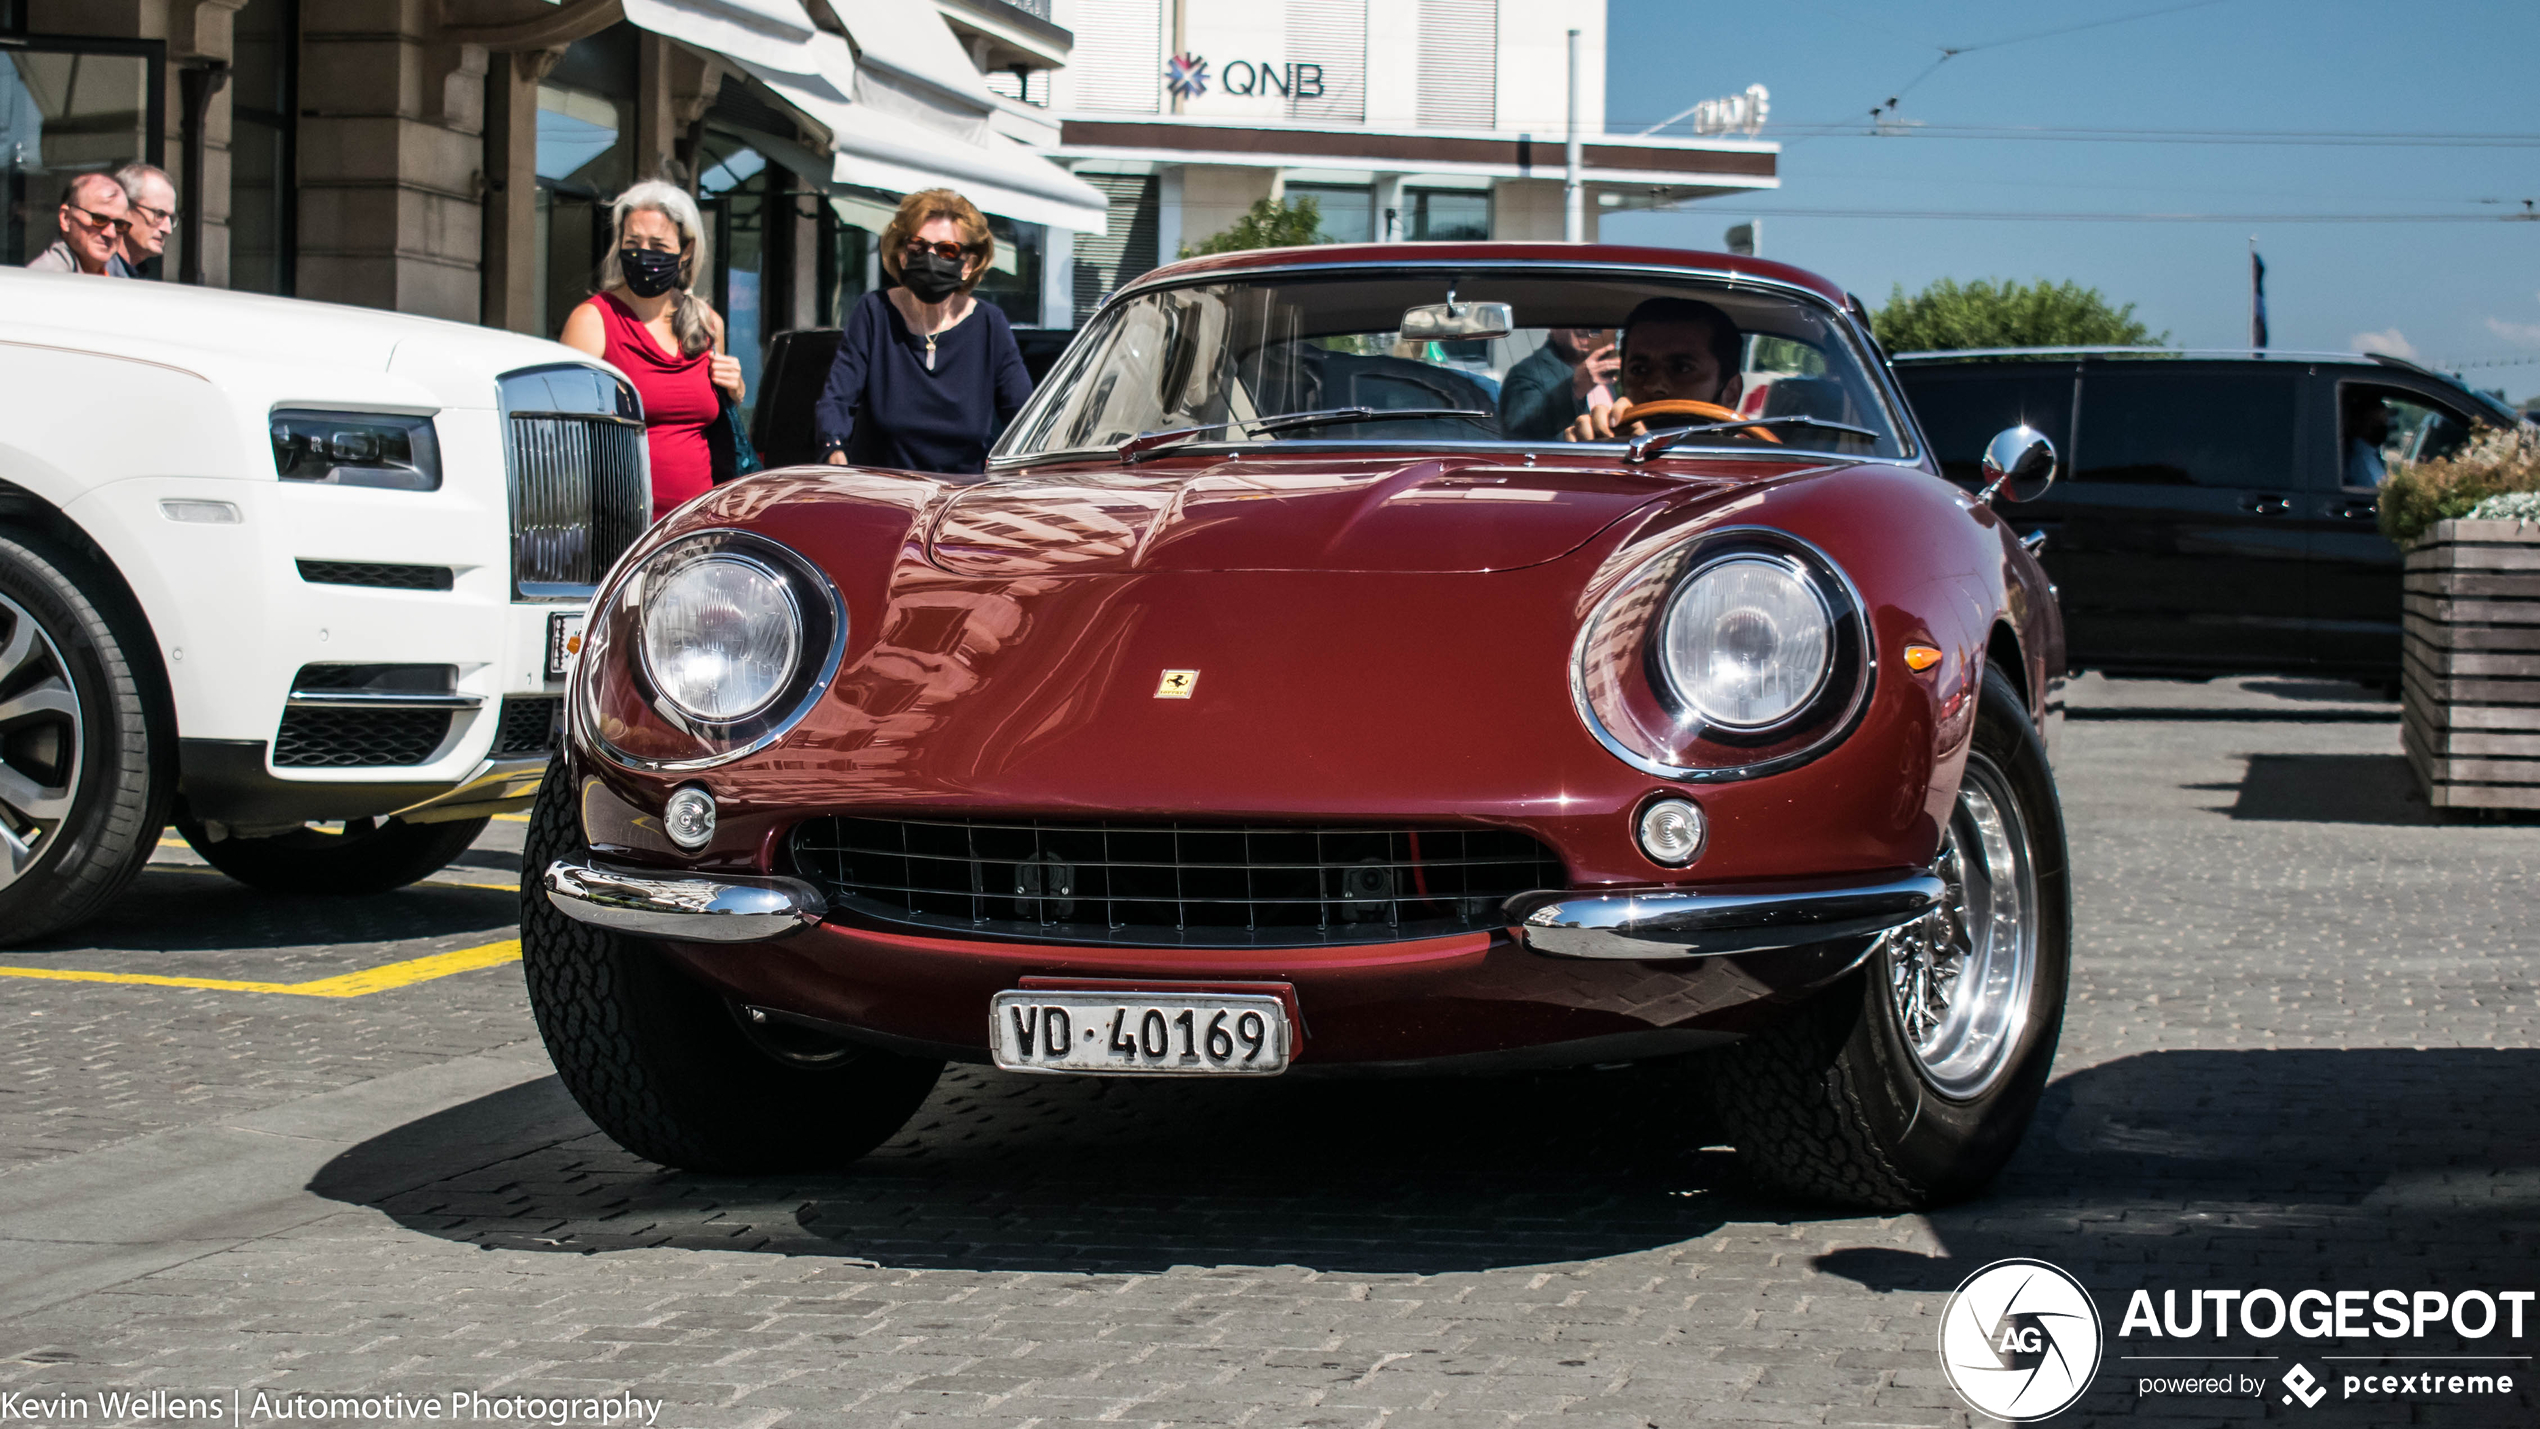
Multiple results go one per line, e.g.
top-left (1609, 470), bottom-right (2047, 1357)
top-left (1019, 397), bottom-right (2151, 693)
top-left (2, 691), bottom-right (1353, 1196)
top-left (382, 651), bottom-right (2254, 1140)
top-left (478, 47), bottom-right (552, 334)
top-left (297, 0), bottom-right (486, 319)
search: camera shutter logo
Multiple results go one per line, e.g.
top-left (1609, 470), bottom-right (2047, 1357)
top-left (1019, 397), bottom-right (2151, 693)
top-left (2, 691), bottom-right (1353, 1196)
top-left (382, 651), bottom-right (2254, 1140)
top-left (1938, 1258), bottom-right (2103, 1421)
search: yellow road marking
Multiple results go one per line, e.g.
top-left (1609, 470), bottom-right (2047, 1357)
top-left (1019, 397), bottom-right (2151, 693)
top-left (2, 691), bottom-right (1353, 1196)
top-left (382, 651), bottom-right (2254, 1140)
top-left (139, 863), bottom-right (518, 893)
top-left (0, 939), bottom-right (521, 998)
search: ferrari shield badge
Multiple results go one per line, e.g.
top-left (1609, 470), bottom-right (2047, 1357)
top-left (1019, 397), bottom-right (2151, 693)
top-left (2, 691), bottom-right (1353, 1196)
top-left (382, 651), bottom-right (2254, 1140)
top-left (1155, 670), bottom-right (1198, 699)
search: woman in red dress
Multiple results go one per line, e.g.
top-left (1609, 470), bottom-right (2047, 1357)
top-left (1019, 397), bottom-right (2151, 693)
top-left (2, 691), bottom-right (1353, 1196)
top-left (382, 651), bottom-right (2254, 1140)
top-left (559, 180), bottom-right (746, 521)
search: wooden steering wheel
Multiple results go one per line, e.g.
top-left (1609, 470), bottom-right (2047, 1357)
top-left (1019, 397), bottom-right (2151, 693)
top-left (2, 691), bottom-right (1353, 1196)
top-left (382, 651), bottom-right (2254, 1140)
top-left (1618, 398), bottom-right (1782, 443)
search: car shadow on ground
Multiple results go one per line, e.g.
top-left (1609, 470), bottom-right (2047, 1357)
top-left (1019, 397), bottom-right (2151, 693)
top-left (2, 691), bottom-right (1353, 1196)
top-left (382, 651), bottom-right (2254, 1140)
top-left (2212, 753), bottom-right (2434, 825)
top-left (312, 1048), bottom-right (2539, 1283)
top-left (15, 868), bottom-right (519, 955)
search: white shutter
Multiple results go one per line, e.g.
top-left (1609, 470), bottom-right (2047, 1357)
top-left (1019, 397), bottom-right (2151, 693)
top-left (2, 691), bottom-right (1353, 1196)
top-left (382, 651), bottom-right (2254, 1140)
top-left (1415, 0), bottom-right (1495, 131)
top-left (1284, 0), bottom-right (1365, 124)
top-left (1069, 0), bottom-right (1166, 114)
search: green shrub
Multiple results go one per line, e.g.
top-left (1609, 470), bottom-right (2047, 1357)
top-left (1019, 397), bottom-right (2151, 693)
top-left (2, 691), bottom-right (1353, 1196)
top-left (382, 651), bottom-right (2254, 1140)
top-left (2379, 425), bottom-right (2540, 545)
top-left (1183, 196), bottom-right (1324, 257)
top-left (1870, 277), bottom-right (2164, 352)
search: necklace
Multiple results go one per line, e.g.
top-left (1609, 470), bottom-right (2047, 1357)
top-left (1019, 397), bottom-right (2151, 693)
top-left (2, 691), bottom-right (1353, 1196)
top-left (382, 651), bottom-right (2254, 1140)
top-left (923, 330), bottom-right (937, 371)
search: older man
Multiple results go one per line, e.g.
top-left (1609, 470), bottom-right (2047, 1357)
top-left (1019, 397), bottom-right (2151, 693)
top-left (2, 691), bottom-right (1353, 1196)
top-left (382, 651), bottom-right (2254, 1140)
top-left (24, 173), bottom-right (134, 276)
top-left (113, 162), bottom-right (176, 278)
top-left (1562, 297), bottom-right (1746, 442)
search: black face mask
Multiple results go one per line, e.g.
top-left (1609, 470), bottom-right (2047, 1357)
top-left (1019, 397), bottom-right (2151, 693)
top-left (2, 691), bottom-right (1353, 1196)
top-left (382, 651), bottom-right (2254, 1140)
top-left (619, 246), bottom-right (683, 299)
top-left (900, 251), bottom-right (966, 303)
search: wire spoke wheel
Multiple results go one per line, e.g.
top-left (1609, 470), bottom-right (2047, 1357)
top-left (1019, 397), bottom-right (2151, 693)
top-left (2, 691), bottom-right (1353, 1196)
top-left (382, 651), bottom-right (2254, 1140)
top-left (0, 591), bottom-right (84, 891)
top-left (1881, 750), bottom-right (2039, 1100)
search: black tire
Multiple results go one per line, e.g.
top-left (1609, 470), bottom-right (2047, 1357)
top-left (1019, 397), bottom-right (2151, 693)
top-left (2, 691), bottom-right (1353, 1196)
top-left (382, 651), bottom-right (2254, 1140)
top-left (177, 813), bottom-right (490, 895)
top-left (0, 529), bottom-right (170, 946)
top-left (1713, 663), bottom-right (2071, 1211)
top-left (517, 768), bottom-right (942, 1172)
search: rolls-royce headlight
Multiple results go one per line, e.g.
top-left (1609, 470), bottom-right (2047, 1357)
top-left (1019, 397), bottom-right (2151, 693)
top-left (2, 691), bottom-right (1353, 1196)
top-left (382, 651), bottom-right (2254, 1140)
top-left (1658, 556), bottom-right (1833, 730)
top-left (640, 554), bottom-right (802, 722)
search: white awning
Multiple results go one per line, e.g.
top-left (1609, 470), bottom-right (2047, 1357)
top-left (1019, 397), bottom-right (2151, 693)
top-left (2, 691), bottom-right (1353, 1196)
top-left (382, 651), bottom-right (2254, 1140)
top-left (618, 0), bottom-right (1108, 234)
top-left (729, 56), bottom-right (1110, 233)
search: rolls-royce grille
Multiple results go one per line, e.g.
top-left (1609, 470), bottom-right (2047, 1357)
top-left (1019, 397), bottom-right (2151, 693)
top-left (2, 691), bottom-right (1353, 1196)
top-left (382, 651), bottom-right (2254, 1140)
top-left (295, 559), bottom-right (453, 591)
top-left (787, 818), bottom-right (1566, 947)
top-left (506, 414), bottom-right (647, 595)
top-left (492, 695), bottom-right (562, 757)
top-left (273, 708), bottom-right (451, 768)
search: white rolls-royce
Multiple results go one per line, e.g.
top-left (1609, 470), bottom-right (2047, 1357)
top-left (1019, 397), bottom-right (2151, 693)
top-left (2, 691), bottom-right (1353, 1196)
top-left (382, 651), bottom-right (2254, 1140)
top-left (0, 269), bottom-right (647, 941)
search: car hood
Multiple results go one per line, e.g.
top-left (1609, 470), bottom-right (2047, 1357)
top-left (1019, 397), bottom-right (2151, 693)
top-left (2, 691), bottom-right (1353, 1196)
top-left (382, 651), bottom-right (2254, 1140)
top-left (926, 454), bottom-right (1730, 576)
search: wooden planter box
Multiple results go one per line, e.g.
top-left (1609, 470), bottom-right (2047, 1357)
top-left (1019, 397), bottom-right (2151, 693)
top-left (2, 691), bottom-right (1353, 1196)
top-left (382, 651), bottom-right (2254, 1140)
top-left (2403, 517), bottom-right (2540, 812)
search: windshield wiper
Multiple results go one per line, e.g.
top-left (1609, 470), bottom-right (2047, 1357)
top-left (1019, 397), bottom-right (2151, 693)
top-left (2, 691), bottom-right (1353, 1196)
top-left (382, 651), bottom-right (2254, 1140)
top-left (1625, 414), bottom-right (1885, 464)
top-left (1116, 406), bottom-right (1496, 462)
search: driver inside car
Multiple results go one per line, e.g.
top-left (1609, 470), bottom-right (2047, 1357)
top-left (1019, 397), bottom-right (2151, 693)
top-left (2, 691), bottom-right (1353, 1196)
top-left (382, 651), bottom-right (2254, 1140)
top-left (1562, 297), bottom-right (1746, 442)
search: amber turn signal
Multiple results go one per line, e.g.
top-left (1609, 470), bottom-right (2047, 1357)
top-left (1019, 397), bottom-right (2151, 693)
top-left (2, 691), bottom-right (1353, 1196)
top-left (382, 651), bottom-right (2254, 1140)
top-left (1903, 644), bottom-right (1943, 672)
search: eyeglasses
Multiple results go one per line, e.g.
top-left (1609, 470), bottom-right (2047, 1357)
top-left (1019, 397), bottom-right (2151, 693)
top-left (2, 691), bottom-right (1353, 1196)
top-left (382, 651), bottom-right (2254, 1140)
top-left (129, 202), bottom-right (173, 230)
top-left (65, 204), bottom-right (132, 235)
top-left (902, 239), bottom-right (971, 262)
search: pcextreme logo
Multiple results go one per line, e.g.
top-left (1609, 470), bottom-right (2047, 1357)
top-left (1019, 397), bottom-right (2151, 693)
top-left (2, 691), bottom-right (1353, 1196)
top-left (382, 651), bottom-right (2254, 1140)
top-left (1938, 1258), bottom-right (2105, 1421)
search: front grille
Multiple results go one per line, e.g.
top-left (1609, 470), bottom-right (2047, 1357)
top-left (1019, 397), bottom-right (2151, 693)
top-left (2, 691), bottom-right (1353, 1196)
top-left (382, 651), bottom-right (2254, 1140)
top-left (273, 708), bottom-right (451, 767)
top-left (788, 818), bottom-right (1567, 947)
top-left (296, 559), bottom-right (454, 591)
top-left (506, 414), bottom-right (648, 594)
top-left (492, 695), bottom-right (562, 757)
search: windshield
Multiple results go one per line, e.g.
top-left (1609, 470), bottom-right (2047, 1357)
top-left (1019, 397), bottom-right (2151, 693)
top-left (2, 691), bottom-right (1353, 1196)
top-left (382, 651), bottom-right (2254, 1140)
top-left (996, 269), bottom-right (1909, 463)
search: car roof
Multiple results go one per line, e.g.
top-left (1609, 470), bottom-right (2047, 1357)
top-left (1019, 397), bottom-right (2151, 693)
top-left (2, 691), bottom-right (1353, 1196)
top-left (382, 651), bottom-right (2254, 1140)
top-left (1128, 242), bottom-right (1856, 306)
top-left (1890, 346), bottom-right (2529, 427)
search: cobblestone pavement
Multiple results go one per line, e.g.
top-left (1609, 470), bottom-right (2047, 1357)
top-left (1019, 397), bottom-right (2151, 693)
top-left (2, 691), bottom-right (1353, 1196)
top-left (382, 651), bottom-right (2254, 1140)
top-left (0, 676), bottom-right (2534, 1428)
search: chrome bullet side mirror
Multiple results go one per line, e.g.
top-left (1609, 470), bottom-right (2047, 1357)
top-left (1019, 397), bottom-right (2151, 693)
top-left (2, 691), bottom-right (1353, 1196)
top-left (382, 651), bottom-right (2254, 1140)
top-left (1978, 425), bottom-right (2058, 504)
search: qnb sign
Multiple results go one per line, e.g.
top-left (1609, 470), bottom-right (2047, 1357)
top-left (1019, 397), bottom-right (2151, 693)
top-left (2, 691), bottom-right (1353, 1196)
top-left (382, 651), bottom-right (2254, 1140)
top-left (1161, 53), bottom-right (1328, 101)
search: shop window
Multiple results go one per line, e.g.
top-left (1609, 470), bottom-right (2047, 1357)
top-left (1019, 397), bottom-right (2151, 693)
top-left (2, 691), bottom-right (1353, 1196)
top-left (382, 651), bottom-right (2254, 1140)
top-left (1408, 188), bottom-right (1488, 240)
top-left (1285, 182), bottom-right (1370, 245)
top-left (0, 38), bottom-right (165, 267)
top-left (533, 24), bottom-right (636, 339)
top-left (972, 215), bottom-right (1044, 328)
top-left (700, 134), bottom-right (770, 428)
top-left (228, 0), bottom-right (295, 294)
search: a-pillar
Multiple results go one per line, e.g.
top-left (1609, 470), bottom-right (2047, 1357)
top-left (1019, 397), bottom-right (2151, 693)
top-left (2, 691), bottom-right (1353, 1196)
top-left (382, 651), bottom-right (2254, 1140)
top-left (297, 0), bottom-right (487, 318)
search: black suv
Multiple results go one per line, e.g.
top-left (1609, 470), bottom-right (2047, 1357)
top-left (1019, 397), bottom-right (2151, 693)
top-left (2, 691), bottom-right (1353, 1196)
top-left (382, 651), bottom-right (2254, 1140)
top-left (1893, 349), bottom-right (2524, 680)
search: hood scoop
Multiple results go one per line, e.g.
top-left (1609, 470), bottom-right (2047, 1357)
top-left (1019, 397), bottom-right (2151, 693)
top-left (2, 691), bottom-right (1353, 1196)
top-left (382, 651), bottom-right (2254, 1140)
top-left (927, 457), bottom-right (1684, 577)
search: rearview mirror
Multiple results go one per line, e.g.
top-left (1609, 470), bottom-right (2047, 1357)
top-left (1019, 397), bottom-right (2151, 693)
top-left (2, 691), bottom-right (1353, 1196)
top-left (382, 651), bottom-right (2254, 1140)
top-left (1979, 425), bottom-right (2057, 504)
top-left (1399, 301), bottom-right (1513, 342)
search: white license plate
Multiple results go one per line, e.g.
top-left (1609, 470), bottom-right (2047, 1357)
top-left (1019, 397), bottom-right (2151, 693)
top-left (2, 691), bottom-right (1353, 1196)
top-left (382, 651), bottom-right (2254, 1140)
top-left (546, 610), bottom-right (587, 678)
top-left (990, 990), bottom-right (1292, 1076)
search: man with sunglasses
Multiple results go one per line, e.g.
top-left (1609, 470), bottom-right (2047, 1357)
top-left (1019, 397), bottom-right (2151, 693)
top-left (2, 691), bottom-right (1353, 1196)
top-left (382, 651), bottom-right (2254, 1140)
top-left (112, 163), bottom-right (177, 279)
top-left (24, 173), bottom-right (136, 277)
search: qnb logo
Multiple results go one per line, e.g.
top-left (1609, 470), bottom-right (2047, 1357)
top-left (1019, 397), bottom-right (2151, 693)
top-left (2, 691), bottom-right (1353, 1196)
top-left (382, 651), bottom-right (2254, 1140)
top-left (2283, 1363), bottom-right (2328, 1408)
top-left (1939, 1258), bottom-right (2105, 1421)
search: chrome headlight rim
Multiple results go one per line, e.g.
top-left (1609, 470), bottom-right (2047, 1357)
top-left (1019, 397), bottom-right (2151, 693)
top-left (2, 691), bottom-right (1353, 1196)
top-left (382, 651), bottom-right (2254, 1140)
top-left (1571, 527), bottom-right (1874, 782)
top-left (580, 528), bottom-right (849, 773)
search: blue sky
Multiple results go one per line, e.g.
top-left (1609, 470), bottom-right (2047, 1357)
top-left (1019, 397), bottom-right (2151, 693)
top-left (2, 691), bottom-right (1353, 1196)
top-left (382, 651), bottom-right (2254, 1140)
top-left (1600, 0), bottom-right (2540, 402)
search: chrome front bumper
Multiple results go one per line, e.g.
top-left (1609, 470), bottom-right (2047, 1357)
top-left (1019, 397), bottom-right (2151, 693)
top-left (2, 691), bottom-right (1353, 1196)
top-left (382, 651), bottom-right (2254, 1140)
top-left (1504, 873), bottom-right (1944, 960)
top-left (544, 860), bottom-right (826, 942)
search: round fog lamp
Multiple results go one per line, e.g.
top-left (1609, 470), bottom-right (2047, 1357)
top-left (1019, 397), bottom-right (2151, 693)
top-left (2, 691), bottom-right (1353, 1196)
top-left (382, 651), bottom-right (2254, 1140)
top-left (663, 785), bottom-right (717, 850)
top-left (1637, 797), bottom-right (1706, 866)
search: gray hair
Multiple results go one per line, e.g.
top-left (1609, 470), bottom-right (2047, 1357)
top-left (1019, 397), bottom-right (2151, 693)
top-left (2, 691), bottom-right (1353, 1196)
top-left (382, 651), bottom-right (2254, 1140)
top-left (113, 162), bottom-right (172, 202)
top-left (596, 180), bottom-right (715, 359)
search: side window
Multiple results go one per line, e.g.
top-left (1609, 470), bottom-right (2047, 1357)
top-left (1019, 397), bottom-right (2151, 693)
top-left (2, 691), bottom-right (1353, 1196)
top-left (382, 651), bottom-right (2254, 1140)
top-left (2338, 383), bottom-right (2473, 490)
top-left (2076, 371), bottom-right (2299, 488)
top-left (1894, 371), bottom-right (2075, 488)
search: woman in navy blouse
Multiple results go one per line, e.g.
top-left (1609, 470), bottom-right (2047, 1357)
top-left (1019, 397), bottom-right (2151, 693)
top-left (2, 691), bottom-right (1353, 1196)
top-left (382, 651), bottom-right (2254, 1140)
top-left (815, 189), bottom-right (1032, 475)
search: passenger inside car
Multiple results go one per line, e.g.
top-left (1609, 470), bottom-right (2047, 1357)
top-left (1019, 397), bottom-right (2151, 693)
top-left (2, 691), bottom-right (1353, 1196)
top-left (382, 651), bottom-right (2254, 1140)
top-left (2343, 386), bottom-right (2392, 489)
top-left (1561, 298), bottom-right (1746, 442)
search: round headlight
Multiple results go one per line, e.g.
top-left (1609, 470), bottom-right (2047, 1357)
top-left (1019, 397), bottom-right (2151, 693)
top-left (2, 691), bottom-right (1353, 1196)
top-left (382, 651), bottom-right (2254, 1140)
top-left (1657, 556), bottom-right (1833, 730)
top-left (640, 554), bottom-right (802, 722)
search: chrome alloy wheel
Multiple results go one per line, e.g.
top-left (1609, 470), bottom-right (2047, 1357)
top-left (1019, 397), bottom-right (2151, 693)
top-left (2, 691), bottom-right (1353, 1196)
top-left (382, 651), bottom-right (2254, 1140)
top-left (0, 591), bottom-right (81, 891)
top-left (1881, 751), bottom-right (2038, 1099)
